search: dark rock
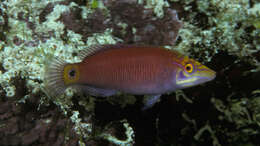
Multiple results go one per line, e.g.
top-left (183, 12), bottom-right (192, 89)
top-left (107, 1), bottom-right (182, 45)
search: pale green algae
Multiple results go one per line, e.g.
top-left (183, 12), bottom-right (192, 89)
top-left (100, 119), bottom-right (135, 146)
top-left (171, 0), bottom-right (259, 63)
top-left (70, 111), bottom-right (92, 138)
top-left (1, 0), bottom-right (260, 145)
top-left (139, 0), bottom-right (170, 18)
top-left (0, 0), bottom-right (134, 145)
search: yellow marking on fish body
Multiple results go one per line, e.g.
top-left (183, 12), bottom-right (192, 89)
top-left (176, 77), bottom-right (199, 87)
top-left (63, 64), bottom-right (80, 85)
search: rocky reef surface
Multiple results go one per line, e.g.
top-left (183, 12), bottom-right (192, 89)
top-left (0, 0), bottom-right (259, 145)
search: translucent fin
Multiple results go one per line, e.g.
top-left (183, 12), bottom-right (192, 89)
top-left (78, 44), bottom-right (151, 60)
top-left (43, 56), bottom-right (68, 98)
top-left (78, 44), bottom-right (118, 60)
top-left (78, 85), bottom-right (117, 97)
top-left (142, 94), bottom-right (161, 110)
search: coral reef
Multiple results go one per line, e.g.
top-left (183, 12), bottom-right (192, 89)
top-left (0, 0), bottom-right (259, 145)
top-left (0, 95), bottom-right (79, 145)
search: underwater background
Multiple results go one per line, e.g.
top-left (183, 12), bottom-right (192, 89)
top-left (0, 0), bottom-right (260, 145)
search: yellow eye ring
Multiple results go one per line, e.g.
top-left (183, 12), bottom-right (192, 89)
top-left (185, 63), bottom-right (193, 73)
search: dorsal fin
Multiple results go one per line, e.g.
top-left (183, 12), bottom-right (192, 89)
top-left (77, 44), bottom-right (162, 60)
top-left (78, 44), bottom-right (129, 60)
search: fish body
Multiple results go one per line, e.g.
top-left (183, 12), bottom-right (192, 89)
top-left (44, 44), bottom-right (216, 108)
top-left (79, 46), bottom-right (179, 95)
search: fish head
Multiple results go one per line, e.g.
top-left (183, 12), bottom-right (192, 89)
top-left (174, 56), bottom-right (216, 88)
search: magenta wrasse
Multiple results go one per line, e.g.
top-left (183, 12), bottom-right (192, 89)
top-left (44, 44), bottom-right (216, 109)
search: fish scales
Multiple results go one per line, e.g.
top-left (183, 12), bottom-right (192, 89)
top-left (78, 47), bottom-right (174, 94)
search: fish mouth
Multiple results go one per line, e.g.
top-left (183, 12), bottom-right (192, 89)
top-left (195, 69), bottom-right (216, 84)
top-left (201, 69), bottom-right (216, 81)
top-left (176, 69), bottom-right (216, 88)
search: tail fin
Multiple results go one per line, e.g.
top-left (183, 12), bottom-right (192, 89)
top-left (43, 56), bottom-right (68, 98)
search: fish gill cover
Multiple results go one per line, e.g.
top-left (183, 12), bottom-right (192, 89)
top-left (0, 0), bottom-right (259, 146)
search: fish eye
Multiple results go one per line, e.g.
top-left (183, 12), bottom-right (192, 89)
top-left (185, 63), bottom-right (193, 73)
top-left (68, 69), bottom-right (76, 78)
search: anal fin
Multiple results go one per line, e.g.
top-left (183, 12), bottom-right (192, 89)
top-left (142, 94), bottom-right (161, 110)
top-left (78, 85), bottom-right (117, 97)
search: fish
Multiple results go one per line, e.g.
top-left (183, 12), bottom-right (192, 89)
top-left (44, 44), bottom-right (216, 109)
